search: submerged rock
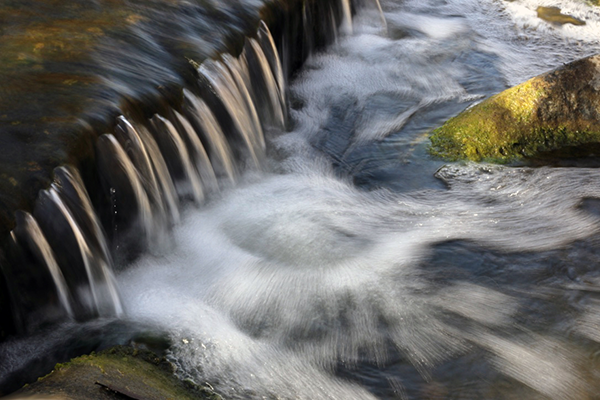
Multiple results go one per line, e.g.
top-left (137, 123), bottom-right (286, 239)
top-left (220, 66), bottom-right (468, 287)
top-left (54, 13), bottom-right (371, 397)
top-left (537, 6), bottom-right (586, 26)
top-left (9, 346), bottom-right (221, 400)
top-left (429, 54), bottom-right (600, 163)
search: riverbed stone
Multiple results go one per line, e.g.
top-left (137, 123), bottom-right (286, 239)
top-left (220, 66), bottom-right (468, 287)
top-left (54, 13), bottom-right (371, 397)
top-left (429, 54), bottom-right (600, 163)
top-left (536, 6), bottom-right (586, 26)
top-left (11, 345), bottom-right (221, 399)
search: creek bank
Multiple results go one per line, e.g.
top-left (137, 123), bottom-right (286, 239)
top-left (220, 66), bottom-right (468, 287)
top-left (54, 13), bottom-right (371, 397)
top-left (7, 345), bottom-right (220, 400)
top-left (429, 54), bottom-right (600, 163)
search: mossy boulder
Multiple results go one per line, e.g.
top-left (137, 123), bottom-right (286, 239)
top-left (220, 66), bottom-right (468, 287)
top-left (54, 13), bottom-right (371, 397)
top-left (430, 54), bottom-right (600, 163)
top-left (10, 345), bottom-right (221, 400)
top-left (537, 6), bottom-right (585, 26)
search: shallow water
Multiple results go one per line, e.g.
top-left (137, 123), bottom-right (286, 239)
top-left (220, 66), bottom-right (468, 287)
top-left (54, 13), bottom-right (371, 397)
top-left (6, 0), bottom-right (600, 398)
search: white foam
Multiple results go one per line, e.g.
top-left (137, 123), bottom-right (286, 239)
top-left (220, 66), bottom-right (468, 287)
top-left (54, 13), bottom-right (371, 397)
top-left (116, 0), bottom-right (600, 397)
top-left (119, 164), bottom-right (600, 397)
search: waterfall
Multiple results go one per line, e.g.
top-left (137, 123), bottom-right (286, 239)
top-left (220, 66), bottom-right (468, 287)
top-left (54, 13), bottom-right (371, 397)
top-left (3, 15), bottom-right (304, 332)
top-left (8, 165), bottom-right (124, 324)
top-left (10, 212), bottom-right (73, 319)
top-left (198, 59), bottom-right (265, 169)
top-left (149, 114), bottom-right (206, 203)
top-left (0, 1), bottom-right (368, 395)
top-left (0, 1), bottom-right (395, 397)
top-left (341, 0), bottom-right (354, 34)
top-left (113, 116), bottom-right (180, 226)
top-left (183, 90), bottom-right (237, 185)
top-left (97, 133), bottom-right (158, 248)
top-left (6, 0), bottom-right (600, 398)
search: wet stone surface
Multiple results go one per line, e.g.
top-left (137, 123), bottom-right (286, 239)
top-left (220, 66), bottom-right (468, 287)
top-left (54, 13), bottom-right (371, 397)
top-left (429, 54), bottom-right (600, 163)
top-left (11, 345), bottom-right (221, 399)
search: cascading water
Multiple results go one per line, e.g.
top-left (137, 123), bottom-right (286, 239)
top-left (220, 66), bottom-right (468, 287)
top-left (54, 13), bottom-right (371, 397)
top-left (341, 0), bottom-right (354, 35)
top-left (3, 0), bottom-right (600, 398)
top-left (113, 115), bottom-right (180, 226)
top-left (97, 133), bottom-right (158, 247)
top-left (183, 90), bottom-right (238, 184)
top-left (150, 114), bottom-right (206, 203)
top-left (10, 212), bottom-right (73, 319)
top-left (198, 59), bottom-right (265, 169)
top-left (173, 110), bottom-right (220, 193)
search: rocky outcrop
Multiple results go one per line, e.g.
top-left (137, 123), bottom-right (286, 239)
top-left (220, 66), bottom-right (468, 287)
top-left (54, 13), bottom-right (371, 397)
top-left (429, 54), bottom-right (600, 163)
top-left (8, 346), bottom-right (221, 399)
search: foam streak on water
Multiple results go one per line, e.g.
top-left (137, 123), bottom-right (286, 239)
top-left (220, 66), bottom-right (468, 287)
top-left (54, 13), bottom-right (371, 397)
top-left (117, 1), bottom-right (600, 398)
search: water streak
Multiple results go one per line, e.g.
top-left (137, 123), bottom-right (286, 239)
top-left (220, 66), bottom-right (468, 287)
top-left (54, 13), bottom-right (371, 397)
top-left (173, 110), bottom-right (219, 194)
top-left (183, 90), bottom-right (237, 184)
top-left (10, 213), bottom-right (74, 318)
top-left (150, 114), bottom-right (205, 203)
top-left (222, 54), bottom-right (266, 153)
top-left (133, 121), bottom-right (181, 225)
top-left (341, 0), bottom-right (354, 35)
top-left (114, 116), bottom-right (179, 226)
top-left (42, 188), bottom-right (122, 316)
top-left (97, 133), bottom-right (155, 247)
top-left (258, 21), bottom-right (287, 111)
top-left (198, 60), bottom-right (263, 168)
top-left (52, 166), bottom-right (122, 316)
top-left (245, 38), bottom-right (286, 128)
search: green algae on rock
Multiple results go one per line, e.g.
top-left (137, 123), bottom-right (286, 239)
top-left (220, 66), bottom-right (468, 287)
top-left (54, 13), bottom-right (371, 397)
top-left (536, 6), bottom-right (586, 26)
top-left (11, 345), bottom-right (221, 400)
top-left (429, 54), bottom-right (600, 163)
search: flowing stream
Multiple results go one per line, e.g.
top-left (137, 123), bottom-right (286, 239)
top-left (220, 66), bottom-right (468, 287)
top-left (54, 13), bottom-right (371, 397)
top-left (4, 0), bottom-right (600, 398)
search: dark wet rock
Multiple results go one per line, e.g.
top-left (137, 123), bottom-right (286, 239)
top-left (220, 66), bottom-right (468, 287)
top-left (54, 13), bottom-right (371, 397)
top-left (537, 6), bottom-right (586, 26)
top-left (429, 54), bottom-right (600, 163)
top-left (8, 345), bottom-right (221, 399)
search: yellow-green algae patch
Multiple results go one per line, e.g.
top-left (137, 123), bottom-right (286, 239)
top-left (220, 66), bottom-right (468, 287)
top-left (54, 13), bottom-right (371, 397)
top-left (13, 346), bottom-right (221, 400)
top-left (430, 54), bottom-right (600, 163)
top-left (537, 6), bottom-right (586, 26)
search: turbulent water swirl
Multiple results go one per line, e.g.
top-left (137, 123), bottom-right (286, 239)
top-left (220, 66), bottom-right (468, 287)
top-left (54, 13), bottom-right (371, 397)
top-left (4, 0), bottom-right (600, 398)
